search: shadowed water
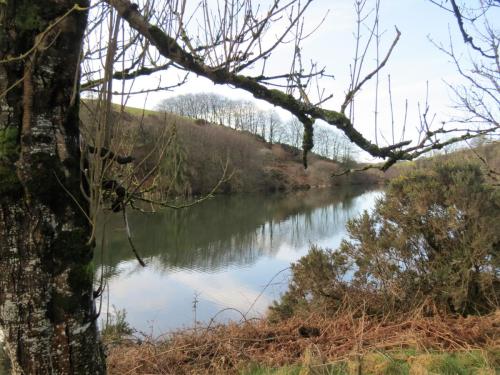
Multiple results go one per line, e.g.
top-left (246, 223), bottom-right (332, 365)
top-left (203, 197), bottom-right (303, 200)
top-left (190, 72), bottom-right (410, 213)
top-left (96, 187), bottom-right (381, 334)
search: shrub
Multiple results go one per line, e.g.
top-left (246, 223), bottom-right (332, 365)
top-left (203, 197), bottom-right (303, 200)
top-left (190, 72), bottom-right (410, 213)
top-left (101, 307), bottom-right (134, 342)
top-left (271, 162), bottom-right (500, 319)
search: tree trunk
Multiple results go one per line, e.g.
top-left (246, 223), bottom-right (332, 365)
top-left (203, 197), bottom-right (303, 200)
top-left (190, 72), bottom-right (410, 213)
top-left (0, 1), bottom-right (106, 373)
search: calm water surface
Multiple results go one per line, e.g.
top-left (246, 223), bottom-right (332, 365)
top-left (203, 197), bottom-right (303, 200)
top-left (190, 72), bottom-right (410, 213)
top-left (97, 187), bottom-right (381, 335)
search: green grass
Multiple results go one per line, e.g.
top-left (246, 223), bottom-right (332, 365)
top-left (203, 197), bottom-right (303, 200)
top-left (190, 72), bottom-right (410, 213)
top-left (240, 349), bottom-right (498, 375)
top-left (382, 360), bottom-right (409, 375)
top-left (82, 99), bottom-right (160, 117)
top-left (427, 351), bottom-right (496, 375)
top-left (110, 102), bottom-right (159, 116)
top-left (241, 364), bottom-right (301, 375)
top-left (241, 363), bottom-right (349, 375)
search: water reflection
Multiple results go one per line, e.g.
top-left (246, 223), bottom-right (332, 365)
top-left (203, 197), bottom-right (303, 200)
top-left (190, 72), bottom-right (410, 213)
top-left (97, 187), bottom-right (381, 333)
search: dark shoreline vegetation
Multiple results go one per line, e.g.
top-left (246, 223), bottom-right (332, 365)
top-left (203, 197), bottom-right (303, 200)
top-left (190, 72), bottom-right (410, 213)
top-left (80, 102), bottom-right (384, 200)
top-left (99, 154), bottom-right (499, 373)
top-left (80, 102), bottom-right (500, 199)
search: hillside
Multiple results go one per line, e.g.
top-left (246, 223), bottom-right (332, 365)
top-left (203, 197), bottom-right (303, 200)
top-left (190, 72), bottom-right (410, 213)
top-left (80, 103), bottom-right (381, 197)
top-left (80, 103), bottom-right (500, 198)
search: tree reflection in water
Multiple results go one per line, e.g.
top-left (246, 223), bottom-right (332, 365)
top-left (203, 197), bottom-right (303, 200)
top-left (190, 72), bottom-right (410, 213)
top-left (95, 187), bottom-right (381, 332)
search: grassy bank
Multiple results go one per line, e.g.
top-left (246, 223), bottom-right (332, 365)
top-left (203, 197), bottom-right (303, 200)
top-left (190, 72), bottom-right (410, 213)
top-left (243, 350), bottom-right (497, 375)
top-left (106, 310), bottom-right (499, 374)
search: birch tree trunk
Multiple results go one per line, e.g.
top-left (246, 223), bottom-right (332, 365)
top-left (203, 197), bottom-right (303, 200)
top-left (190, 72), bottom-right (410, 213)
top-left (0, 1), bottom-right (106, 373)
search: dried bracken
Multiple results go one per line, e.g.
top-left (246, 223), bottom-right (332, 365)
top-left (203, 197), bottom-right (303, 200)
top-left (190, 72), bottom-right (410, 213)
top-left (107, 309), bottom-right (499, 374)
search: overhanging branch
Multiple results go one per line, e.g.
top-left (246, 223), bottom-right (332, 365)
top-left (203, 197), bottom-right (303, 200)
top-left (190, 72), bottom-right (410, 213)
top-left (107, 0), bottom-right (413, 162)
top-left (81, 62), bottom-right (174, 90)
top-left (107, 0), bottom-right (496, 166)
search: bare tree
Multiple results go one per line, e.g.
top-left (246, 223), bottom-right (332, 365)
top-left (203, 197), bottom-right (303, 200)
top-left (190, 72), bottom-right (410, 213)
top-left (429, 0), bottom-right (499, 134)
top-left (425, 0), bottom-right (499, 178)
top-left (286, 117), bottom-right (305, 149)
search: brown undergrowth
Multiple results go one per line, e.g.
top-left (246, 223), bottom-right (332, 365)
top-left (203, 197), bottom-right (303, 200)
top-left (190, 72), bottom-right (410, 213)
top-left (106, 309), bottom-right (499, 374)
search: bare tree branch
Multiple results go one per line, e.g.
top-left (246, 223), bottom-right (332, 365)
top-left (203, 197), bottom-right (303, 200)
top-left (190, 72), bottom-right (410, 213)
top-left (106, 0), bottom-right (415, 163)
top-left (448, 0), bottom-right (496, 59)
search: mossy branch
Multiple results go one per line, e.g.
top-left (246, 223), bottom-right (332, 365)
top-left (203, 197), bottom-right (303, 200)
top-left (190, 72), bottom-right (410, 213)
top-left (107, 0), bottom-right (496, 167)
top-left (106, 0), bottom-right (415, 164)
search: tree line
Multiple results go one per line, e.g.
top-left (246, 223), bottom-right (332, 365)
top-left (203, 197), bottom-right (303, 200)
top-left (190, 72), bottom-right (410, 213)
top-left (158, 93), bottom-right (355, 164)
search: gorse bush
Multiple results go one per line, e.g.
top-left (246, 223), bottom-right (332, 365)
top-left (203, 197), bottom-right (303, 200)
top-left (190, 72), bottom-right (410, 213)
top-left (271, 162), bottom-right (500, 319)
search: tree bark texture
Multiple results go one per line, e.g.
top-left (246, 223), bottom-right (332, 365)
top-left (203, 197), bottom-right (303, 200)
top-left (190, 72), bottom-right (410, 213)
top-left (0, 1), bottom-right (105, 373)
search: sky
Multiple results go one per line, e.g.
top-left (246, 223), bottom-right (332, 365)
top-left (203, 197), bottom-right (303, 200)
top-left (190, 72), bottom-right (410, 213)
top-left (100, 0), bottom-right (496, 161)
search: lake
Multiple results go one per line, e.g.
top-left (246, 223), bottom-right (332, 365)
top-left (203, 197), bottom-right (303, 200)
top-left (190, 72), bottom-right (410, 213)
top-left (96, 187), bottom-right (381, 335)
